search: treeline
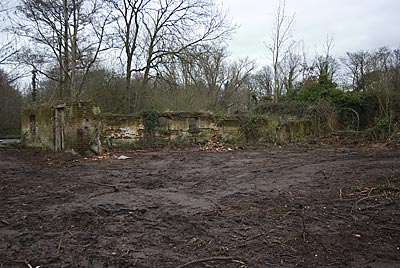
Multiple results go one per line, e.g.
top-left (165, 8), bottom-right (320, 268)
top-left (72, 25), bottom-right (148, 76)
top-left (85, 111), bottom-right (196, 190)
top-left (44, 46), bottom-right (400, 135)
top-left (0, 0), bottom-right (399, 140)
top-left (0, 70), bottom-right (22, 137)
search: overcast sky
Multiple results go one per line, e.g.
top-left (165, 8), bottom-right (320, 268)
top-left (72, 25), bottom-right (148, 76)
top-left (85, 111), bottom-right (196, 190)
top-left (2, 0), bottom-right (399, 71)
top-left (219, 0), bottom-right (400, 66)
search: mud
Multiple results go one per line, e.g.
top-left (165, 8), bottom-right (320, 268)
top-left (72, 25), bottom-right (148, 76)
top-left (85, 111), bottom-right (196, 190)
top-left (1, 145), bottom-right (399, 267)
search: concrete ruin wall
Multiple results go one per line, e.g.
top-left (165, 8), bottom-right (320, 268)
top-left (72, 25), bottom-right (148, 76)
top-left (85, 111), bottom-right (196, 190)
top-left (21, 102), bottom-right (102, 155)
top-left (102, 112), bottom-right (312, 146)
top-left (22, 102), bottom-right (313, 154)
top-left (21, 105), bottom-right (54, 150)
top-left (102, 112), bottom-right (218, 146)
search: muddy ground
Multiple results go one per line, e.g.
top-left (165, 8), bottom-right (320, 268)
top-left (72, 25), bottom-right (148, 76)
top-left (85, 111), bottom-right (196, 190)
top-left (0, 144), bottom-right (399, 268)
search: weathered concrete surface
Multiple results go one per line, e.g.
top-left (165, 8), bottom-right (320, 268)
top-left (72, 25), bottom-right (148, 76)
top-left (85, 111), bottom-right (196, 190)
top-left (103, 112), bottom-right (312, 146)
top-left (21, 102), bottom-right (102, 155)
top-left (22, 103), bottom-right (313, 153)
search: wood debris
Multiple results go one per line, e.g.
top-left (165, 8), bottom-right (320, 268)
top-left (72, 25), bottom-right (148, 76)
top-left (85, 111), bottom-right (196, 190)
top-left (83, 153), bottom-right (112, 161)
top-left (199, 135), bottom-right (239, 152)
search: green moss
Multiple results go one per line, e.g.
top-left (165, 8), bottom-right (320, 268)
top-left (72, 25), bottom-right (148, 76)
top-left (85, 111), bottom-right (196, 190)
top-left (107, 139), bottom-right (137, 147)
top-left (217, 118), bottom-right (240, 127)
top-left (102, 114), bottom-right (141, 128)
top-left (141, 111), bottom-right (159, 140)
top-left (21, 101), bottom-right (321, 152)
top-left (160, 111), bottom-right (214, 119)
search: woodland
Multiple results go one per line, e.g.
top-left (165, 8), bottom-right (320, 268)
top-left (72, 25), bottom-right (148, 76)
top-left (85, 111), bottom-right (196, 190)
top-left (0, 0), bottom-right (399, 141)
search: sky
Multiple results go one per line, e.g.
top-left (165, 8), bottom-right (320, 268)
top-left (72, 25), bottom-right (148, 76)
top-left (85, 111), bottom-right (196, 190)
top-left (218, 0), bottom-right (400, 66)
top-left (2, 0), bottom-right (400, 78)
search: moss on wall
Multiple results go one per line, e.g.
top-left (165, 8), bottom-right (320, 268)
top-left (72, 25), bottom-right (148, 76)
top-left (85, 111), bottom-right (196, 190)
top-left (21, 105), bottom-right (55, 150)
top-left (100, 111), bottom-right (314, 147)
top-left (21, 102), bottom-right (102, 155)
top-left (22, 102), bottom-right (315, 153)
top-left (62, 102), bottom-right (102, 155)
top-left (102, 114), bottom-right (142, 146)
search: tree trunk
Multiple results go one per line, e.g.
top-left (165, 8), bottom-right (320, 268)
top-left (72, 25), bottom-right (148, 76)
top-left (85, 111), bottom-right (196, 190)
top-left (273, 48), bottom-right (279, 103)
top-left (126, 56), bottom-right (132, 113)
top-left (63, 0), bottom-right (69, 100)
top-left (70, 0), bottom-right (78, 100)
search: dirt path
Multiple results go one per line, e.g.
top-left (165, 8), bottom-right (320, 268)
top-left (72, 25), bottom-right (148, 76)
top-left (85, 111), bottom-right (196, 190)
top-left (1, 145), bottom-right (399, 267)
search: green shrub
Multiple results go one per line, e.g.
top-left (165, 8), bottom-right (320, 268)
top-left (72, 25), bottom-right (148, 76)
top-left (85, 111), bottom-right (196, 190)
top-left (141, 111), bottom-right (159, 140)
top-left (239, 116), bottom-right (262, 143)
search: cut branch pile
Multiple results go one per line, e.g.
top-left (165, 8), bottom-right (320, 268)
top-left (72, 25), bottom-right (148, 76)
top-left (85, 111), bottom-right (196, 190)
top-left (200, 135), bottom-right (239, 152)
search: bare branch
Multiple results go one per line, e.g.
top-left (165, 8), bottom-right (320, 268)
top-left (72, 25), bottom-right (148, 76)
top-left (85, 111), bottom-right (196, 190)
top-left (106, 0), bottom-right (234, 112)
top-left (268, 0), bottom-right (295, 102)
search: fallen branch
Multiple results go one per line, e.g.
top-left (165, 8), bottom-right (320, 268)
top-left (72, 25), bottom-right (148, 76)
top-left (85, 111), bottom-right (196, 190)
top-left (355, 194), bottom-right (381, 207)
top-left (1, 219), bottom-right (10, 225)
top-left (86, 181), bottom-right (118, 192)
top-left (300, 215), bottom-right (306, 242)
top-left (280, 208), bottom-right (295, 220)
top-left (272, 239), bottom-right (298, 253)
top-left (351, 188), bottom-right (381, 213)
top-left (302, 228), bottom-right (333, 253)
top-left (57, 231), bottom-right (65, 255)
top-left (24, 260), bottom-right (33, 268)
top-left (358, 201), bottom-right (394, 211)
top-left (377, 225), bottom-right (400, 232)
top-left (176, 256), bottom-right (244, 268)
top-left (234, 229), bottom-right (276, 248)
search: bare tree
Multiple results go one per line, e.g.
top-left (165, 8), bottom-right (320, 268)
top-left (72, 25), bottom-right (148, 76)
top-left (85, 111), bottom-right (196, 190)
top-left (137, 44), bottom-right (254, 113)
top-left (268, 0), bottom-right (295, 102)
top-left (105, 0), bottom-right (149, 113)
top-left (107, 0), bottom-right (234, 112)
top-left (0, 1), bottom-right (18, 67)
top-left (0, 68), bottom-right (22, 137)
top-left (252, 66), bottom-right (274, 99)
top-left (219, 58), bottom-right (255, 112)
top-left (13, 0), bottom-right (111, 101)
top-left (0, 40), bottom-right (18, 67)
top-left (341, 51), bottom-right (371, 92)
top-left (281, 42), bottom-right (302, 94)
top-left (190, 45), bottom-right (227, 109)
top-left (149, 45), bottom-right (227, 111)
top-left (314, 37), bottom-right (338, 86)
top-left (182, 47), bottom-right (255, 112)
top-left (369, 47), bottom-right (398, 117)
